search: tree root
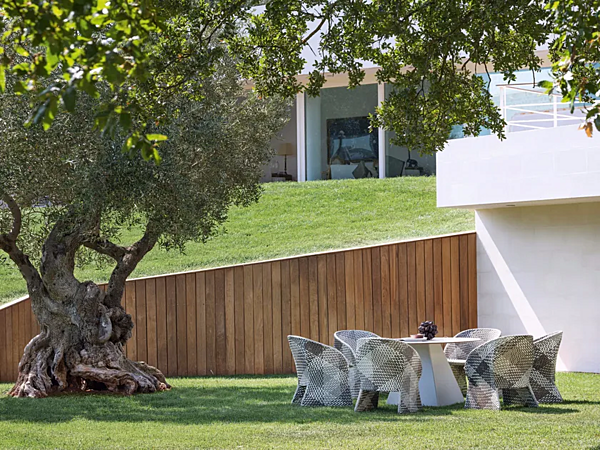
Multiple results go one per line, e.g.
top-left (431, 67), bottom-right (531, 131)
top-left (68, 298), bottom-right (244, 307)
top-left (9, 335), bottom-right (170, 398)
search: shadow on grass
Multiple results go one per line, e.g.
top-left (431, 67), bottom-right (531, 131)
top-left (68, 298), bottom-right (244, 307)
top-left (0, 377), bottom-right (580, 426)
top-left (562, 399), bottom-right (600, 406)
top-left (508, 405), bottom-right (578, 415)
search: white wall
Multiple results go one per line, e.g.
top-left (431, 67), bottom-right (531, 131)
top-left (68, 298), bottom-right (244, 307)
top-left (476, 203), bottom-right (600, 373)
top-left (437, 125), bottom-right (600, 209)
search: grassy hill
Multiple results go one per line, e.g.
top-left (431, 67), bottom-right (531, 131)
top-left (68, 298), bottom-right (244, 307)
top-left (0, 177), bottom-right (474, 304)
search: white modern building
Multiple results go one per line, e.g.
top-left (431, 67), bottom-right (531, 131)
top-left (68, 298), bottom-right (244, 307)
top-left (437, 83), bottom-right (599, 373)
top-left (263, 69), bottom-right (439, 182)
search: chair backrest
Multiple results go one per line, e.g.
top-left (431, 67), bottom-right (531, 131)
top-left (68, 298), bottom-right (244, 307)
top-left (289, 336), bottom-right (349, 382)
top-left (444, 328), bottom-right (502, 360)
top-left (288, 335), bottom-right (310, 382)
top-left (355, 338), bottom-right (421, 392)
top-left (334, 330), bottom-right (380, 353)
top-left (334, 330), bottom-right (379, 366)
top-left (303, 340), bottom-right (349, 373)
top-left (533, 331), bottom-right (563, 374)
top-left (466, 335), bottom-right (534, 389)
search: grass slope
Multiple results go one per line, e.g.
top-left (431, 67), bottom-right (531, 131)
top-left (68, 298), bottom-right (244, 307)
top-left (0, 177), bottom-right (474, 304)
top-left (0, 373), bottom-right (599, 449)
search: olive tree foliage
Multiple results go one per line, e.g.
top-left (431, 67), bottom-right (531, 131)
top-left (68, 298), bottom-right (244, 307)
top-left (544, 0), bottom-right (600, 137)
top-left (0, 0), bottom-right (277, 160)
top-left (0, 51), bottom-right (289, 397)
top-left (0, 0), bottom-right (161, 157)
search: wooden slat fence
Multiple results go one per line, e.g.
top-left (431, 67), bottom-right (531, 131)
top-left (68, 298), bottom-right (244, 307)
top-left (0, 232), bottom-right (477, 382)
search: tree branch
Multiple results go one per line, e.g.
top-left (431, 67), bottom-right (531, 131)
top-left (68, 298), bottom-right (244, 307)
top-left (104, 221), bottom-right (160, 307)
top-left (0, 191), bottom-right (44, 297)
top-left (302, 16), bottom-right (328, 45)
top-left (82, 238), bottom-right (128, 261)
top-left (0, 190), bottom-right (22, 242)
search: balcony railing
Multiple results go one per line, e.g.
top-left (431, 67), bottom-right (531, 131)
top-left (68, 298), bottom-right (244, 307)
top-left (498, 83), bottom-right (587, 133)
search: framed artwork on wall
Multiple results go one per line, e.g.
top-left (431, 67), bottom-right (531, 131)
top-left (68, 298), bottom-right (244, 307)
top-left (327, 116), bottom-right (378, 165)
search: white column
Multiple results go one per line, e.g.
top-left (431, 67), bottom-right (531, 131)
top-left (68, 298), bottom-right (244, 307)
top-left (296, 93), bottom-right (306, 182)
top-left (377, 83), bottom-right (386, 179)
top-left (305, 93), bottom-right (322, 181)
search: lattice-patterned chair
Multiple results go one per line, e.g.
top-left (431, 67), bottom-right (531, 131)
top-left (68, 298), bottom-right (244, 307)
top-left (354, 338), bottom-right (422, 414)
top-left (288, 336), bottom-right (353, 407)
top-left (444, 328), bottom-right (502, 396)
top-left (334, 330), bottom-right (380, 398)
top-left (288, 335), bottom-right (309, 404)
top-left (465, 335), bottom-right (538, 410)
top-left (531, 331), bottom-right (563, 403)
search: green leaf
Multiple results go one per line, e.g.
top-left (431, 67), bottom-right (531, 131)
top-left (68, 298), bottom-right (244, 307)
top-left (538, 80), bottom-right (554, 92)
top-left (31, 104), bottom-right (47, 127)
top-left (151, 147), bottom-right (163, 164)
top-left (594, 115), bottom-right (600, 133)
top-left (46, 47), bottom-right (60, 70)
top-left (15, 46), bottom-right (30, 57)
top-left (62, 87), bottom-right (77, 112)
top-left (42, 97), bottom-right (58, 131)
top-left (146, 134), bottom-right (168, 142)
top-left (119, 112), bottom-right (132, 130)
top-left (0, 65), bottom-right (5, 93)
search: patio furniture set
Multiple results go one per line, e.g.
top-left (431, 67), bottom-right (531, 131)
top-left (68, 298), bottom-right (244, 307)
top-left (287, 329), bottom-right (563, 412)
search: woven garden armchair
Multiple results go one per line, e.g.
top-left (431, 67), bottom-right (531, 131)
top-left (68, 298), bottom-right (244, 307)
top-left (354, 338), bottom-right (422, 414)
top-left (531, 331), bottom-right (563, 403)
top-left (287, 335), bottom-right (353, 407)
top-left (444, 328), bottom-right (501, 396)
top-left (465, 335), bottom-right (538, 410)
top-left (334, 330), bottom-right (380, 398)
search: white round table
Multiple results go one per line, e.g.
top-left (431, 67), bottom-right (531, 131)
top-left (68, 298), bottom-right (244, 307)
top-left (386, 337), bottom-right (480, 407)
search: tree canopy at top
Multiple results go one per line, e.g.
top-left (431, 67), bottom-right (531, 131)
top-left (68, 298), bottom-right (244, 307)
top-left (1, 0), bottom-right (556, 159)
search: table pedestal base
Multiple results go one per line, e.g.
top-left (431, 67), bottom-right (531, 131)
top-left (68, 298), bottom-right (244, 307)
top-left (387, 343), bottom-right (465, 407)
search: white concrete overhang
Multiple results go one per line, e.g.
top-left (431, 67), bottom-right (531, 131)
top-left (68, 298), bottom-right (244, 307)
top-left (437, 125), bottom-right (600, 209)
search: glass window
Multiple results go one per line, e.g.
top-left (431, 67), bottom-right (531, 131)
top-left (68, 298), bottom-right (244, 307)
top-left (305, 84), bottom-right (379, 180)
top-left (384, 84), bottom-right (436, 177)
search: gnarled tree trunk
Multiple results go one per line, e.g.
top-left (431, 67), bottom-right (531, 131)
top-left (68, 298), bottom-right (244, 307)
top-left (3, 210), bottom-right (169, 398)
top-left (9, 282), bottom-right (169, 398)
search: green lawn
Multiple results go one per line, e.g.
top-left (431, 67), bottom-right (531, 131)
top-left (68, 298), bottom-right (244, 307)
top-left (0, 373), bottom-right (599, 449)
top-left (0, 177), bottom-right (474, 304)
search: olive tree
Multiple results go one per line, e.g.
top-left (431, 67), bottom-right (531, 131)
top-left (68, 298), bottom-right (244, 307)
top-left (0, 56), bottom-right (289, 397)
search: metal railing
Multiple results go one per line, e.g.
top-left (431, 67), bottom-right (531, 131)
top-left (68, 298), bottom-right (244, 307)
top-left (498, 83), bottom-right (587, 133)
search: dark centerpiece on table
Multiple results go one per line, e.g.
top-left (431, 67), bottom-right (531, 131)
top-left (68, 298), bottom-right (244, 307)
top-left (418, 321), bottom-right (438, 340)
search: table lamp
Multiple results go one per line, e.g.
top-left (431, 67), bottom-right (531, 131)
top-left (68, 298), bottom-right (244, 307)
top-left (277, 143), bottom-right (295, 175)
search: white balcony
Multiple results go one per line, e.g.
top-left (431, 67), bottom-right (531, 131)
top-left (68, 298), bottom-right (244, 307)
top-left (437, 85), bottom-right (600, 209)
